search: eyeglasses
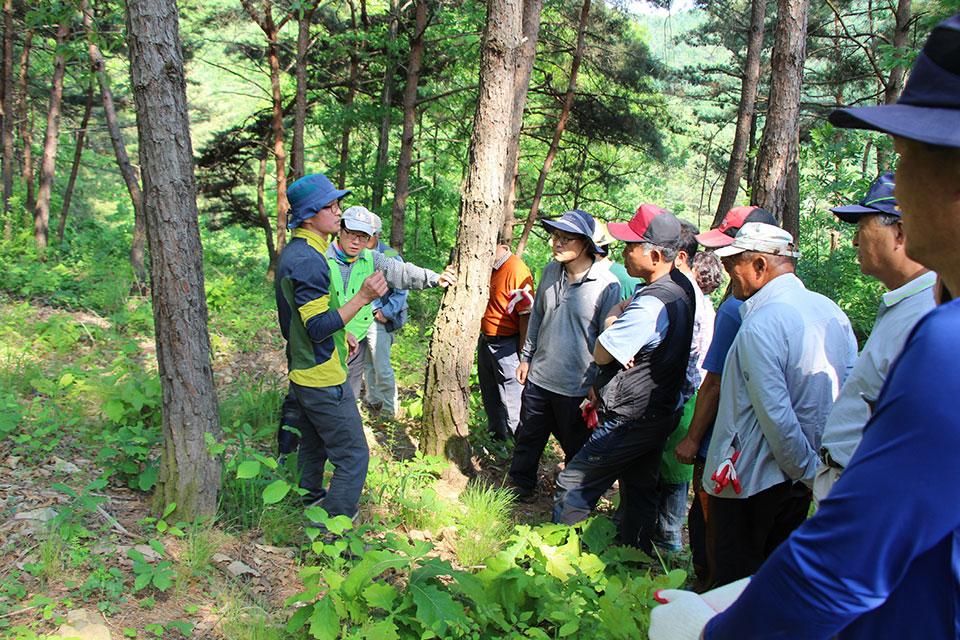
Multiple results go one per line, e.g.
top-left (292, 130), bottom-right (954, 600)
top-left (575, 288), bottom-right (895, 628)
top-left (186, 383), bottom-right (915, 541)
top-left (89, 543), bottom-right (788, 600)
top-left (341, 228), bottom-right (370, 242)
top-left (551, 232), bottom-right (581, 246)
top-left (321, 200), bottom-right (342, 213)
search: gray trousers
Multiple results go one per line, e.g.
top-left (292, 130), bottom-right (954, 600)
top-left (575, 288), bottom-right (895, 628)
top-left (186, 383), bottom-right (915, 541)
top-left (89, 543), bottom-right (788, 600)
top-left (345, 337), bottom-right (369, 402)
top-left (477, 334), bottom-right (523, 440)
top-left (292, 381), bottom-right (369, 519)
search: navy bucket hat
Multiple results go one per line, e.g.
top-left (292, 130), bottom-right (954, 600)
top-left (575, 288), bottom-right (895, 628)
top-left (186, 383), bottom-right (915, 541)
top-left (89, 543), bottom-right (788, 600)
top-left (829, 15), bottom-right (960, 148)
top-left (541, 209), bottom-right (603, 254)
top-left (830, 174), bottom-right (900, 223)
top-left (286, 173), bottom-right (351, 230)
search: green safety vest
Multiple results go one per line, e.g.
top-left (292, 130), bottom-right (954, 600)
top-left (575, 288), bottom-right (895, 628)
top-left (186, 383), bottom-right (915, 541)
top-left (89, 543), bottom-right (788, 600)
top-left (327, 248), bottom-right (376, 339)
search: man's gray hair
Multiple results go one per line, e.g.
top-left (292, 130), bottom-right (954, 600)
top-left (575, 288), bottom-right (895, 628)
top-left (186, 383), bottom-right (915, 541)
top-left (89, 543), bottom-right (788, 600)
top-left (875, 213), bottom-right (901, 227)
top-left (640, 242), bottom-right (678, 262)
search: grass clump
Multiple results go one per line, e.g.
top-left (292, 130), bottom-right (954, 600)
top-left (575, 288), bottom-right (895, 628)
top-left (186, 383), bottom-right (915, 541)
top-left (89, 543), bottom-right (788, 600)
top-left (454, 482), bottom-right (514, 568)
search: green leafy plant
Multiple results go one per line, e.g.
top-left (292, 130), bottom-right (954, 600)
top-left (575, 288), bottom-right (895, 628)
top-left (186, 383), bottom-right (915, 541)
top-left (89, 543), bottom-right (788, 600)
top-left (286, 516), bottom-right (683, 639)
top-left (128, 540), bottom-right (176, 593)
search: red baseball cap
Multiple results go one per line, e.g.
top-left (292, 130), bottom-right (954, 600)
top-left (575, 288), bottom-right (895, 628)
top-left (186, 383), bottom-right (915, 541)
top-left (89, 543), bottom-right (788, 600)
top-left (607, 204), bottom-right (681, 246)
top-left (695, 206), bottom-right (777, 248)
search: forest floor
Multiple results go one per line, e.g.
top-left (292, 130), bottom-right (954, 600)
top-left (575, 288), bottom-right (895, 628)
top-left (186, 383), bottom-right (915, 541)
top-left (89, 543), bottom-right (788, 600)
top-left (0, 297), bottom-right (673, 640)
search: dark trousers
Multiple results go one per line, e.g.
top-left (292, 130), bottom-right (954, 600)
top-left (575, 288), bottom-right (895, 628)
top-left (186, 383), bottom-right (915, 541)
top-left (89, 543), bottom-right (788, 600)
top-left (708, 480), bottom-right (811, 587)
top-left (345, 337), bottom-right (369, 401)
top-left (476, 334), bottom-right (523, 440)
top-left (553, 410), bottom-right (681, 552)
top-left (292, 381), bottom-right (370, 519)
top-left (508, 381), bottom-right (591, 491)
top-left (688, 457), bottom-right (710, 579)
top-left (278, 385), bottom-right (302, 456)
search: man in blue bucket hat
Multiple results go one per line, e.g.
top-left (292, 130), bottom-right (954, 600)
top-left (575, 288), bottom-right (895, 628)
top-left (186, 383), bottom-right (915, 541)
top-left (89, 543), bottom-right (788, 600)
top-left (275, 173), bottom-right (388, 527)
top-left (649, 15), bottom-right (960, 640)
top-left (507, 209), bottom-right (621, 502)
top-left (812, 175), bottom-right (935, 507)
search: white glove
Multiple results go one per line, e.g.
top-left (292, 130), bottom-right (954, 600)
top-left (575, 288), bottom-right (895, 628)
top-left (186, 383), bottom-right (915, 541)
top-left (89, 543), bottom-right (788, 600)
top-left (649, 578), bottom-right (751, 640)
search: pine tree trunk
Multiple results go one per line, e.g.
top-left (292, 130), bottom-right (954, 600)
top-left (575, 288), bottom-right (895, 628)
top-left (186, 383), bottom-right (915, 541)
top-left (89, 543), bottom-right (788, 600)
top-left (56, 82), bottom-right (94, 243)
top-left (258, 150), bottom-right (278, 273)
top-left (1, 0), bottom-right (14, 238)
top-left (714, 0), bottom-right (766, 226)
top-left (752, 0), bottom-right (807, 240)
top-left (125, 0), bottom-right (222, 520)
top-left (34, 19), bottom-right (70, 256)
top-left (291, 2), bottom-right (316, 182)
top-left (17, 30), bottom-right (34, 219)
top-left (420, 0), bottom-right (524, 475)
top-left (371, 0), bottom-right (399, 212)
top-left (82, 0), bottom-right (148, 288)
top-left (241, 0), bottom-right (292, 265)
top-left (877, 0), bottom-right (910, 173)
top-left (500, 0), bottom-right (544, 242)
top-left (390, 0), bottom-right (427, 251)
top-left (515, 0), bottom-right (589, 257)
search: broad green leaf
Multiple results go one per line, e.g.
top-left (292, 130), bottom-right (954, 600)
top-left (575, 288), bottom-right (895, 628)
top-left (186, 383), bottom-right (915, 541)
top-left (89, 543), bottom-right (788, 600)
top-left (147, 539), bottom-right (165, 557)
top-left (236, 460), bottom-right (261, 479)
top-left (138, 466), bottom-right (158, 491)
top-left (581, 516), bottom-right (617, 554)
top-left (133, 572), bottom-right (151, 591)
top-left (363, 582), bottom-right (399, 610)
top-left (409, 583), bottom-right (468, 636)
top-left (308, 596), bottom-right (339, 639)
top-left (285, 603), bottom-right (312, 632)
top-left (51, 482), bottom-right (78, 499)
top-left (262, 479), bottom-right (291, 504)
top-left (152, 571), bottom-right (173, 591)
top-left (162, 503), bottom-right (177, 519)
top-left (559, 621), bottom-right (579, 637)
top-left (362, 619), bottom-right (400, 640)
top-left (103, 399), bottom-right (126, 422)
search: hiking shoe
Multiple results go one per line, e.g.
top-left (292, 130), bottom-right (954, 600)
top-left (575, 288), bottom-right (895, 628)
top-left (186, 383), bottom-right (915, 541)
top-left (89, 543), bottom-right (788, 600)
top-left (651, 536), bottom-right (683, 553)
top-left (505, 483), bottom-right (537, 503)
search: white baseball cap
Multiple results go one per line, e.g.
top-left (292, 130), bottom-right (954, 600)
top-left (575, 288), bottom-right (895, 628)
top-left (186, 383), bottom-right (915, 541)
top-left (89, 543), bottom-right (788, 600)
top-left (714, 222), bottom-right (801, 259)
top-left (341, 206), bottom-right (376, 236)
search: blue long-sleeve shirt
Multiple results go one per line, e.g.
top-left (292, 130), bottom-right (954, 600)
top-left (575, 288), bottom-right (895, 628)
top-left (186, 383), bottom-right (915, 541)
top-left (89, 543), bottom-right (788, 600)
top-left (706, 298), bottom-right (960, 639)
top-left (370, 240), bottom-right (408, 324)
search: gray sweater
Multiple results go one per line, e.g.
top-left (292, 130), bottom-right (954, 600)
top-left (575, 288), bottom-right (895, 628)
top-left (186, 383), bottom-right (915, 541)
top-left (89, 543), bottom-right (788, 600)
top-left (522, 259), bottom-right (621, 397)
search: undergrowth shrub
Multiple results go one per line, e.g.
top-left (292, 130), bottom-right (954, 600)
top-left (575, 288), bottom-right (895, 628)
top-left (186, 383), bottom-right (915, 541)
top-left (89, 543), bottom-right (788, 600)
top-left (289, 515), bottom-right (682, 639)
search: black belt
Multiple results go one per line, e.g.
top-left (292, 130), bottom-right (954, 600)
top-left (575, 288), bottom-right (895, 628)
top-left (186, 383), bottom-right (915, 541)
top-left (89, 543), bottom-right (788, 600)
top-left (481, 333), bottom-right (518, 343)
top-left (819, 447), bottom-right (844, 471)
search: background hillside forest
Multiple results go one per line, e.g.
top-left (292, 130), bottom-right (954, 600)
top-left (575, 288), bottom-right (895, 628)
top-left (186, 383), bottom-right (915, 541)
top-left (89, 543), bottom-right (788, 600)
top-left (0, 0), bottom-right (958, 638)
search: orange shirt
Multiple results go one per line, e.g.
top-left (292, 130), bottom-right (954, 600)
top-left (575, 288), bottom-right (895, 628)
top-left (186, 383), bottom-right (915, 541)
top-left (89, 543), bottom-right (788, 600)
top-left (481, 253), bottom-right (534, 337)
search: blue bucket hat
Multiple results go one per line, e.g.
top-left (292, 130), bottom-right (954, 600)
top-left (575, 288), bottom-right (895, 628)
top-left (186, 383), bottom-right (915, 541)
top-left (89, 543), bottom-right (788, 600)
top-left (541, 209), bottom-right (602, 254)
top-left (829, 15), bottom-right (960, 148)
top-left (286, 173), bottom-right (351, 230)
top-left (830, 174), bottom-right (899, 223)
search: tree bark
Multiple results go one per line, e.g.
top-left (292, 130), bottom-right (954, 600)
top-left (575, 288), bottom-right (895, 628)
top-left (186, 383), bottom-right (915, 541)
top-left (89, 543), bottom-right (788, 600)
top-left (241, 0), bottom-right (292, 271)
top-left (1, 0), bottom-right (14, 239)
top-left (877, 0), bottom-right (910, 173)
top-left (124, 0), bottom-right (221, 520)
top-left (515, 0), bottom-right (589, 257)
top-left (17, 30), bottom-right (34, 218)
top-left (34, 18), bottom-right (70, 256)
top-left (751, 0), bottom-right (807, 241)
top-left (500, 0), bottom-right (544, 242)
top-left (82, 0), bottom-right (148, 288)
top-left (390, 0), bottom-right (427, 251)
top-left (291, 1), bottom-right (316, 181)
top-left (713, 0), bottom-right (766, 226)
top-left (371, 0), bottom-right (399, 212)
top-left (257, 149), bottom-right (278, 272)
top-left (56, 81), bottom-right (94, 243)
top-left (420, 0), bottom-right (525, 475)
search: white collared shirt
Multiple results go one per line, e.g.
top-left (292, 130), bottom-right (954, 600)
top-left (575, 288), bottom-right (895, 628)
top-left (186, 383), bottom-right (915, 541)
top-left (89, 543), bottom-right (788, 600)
top-left (820, 270), bottom-right (937, 467)
top-left (704, 273), bottom-right (859, 498)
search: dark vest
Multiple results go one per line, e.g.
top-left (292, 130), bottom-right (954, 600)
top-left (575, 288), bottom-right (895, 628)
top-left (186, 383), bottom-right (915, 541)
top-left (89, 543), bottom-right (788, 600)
top-left (594, 268), bottom-right (695, 422)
